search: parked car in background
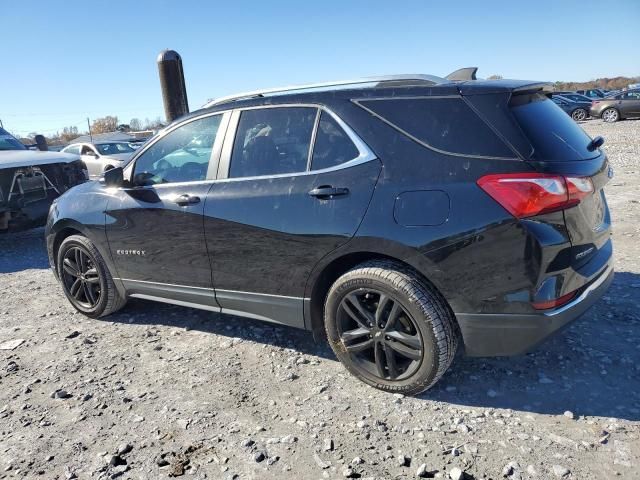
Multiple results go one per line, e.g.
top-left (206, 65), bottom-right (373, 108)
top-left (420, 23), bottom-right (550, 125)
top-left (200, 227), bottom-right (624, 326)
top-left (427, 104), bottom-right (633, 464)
top-left (551, 96), bottom-right (591, 121)
top-left (590, 88), bottom-right (640, 122)
top-left (576, 88), bottom-right (607, 99)
top-left (0, 127), bottom-right (86, 232)
top-left (62, 141), bottom-right (135, 178)
top-left (552, 92), bottom-right (594, 103)
top-left (46, 74), bottom-right (613, 394)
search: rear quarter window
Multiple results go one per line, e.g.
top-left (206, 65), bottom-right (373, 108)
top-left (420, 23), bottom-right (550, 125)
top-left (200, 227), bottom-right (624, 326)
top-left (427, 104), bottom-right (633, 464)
top-left (356, 97), bottom-right (516, 158)
top-left (510, 93), bottom-right (598, 161)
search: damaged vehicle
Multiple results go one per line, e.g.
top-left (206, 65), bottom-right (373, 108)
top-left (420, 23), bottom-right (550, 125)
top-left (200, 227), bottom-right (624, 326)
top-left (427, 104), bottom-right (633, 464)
top-left (0, 127), bottom-right (87, 232)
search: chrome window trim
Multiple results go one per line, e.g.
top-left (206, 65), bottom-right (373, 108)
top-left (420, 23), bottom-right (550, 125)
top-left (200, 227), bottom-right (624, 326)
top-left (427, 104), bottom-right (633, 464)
top-left (352, 97), bottom-right (519, 161)
top-left (216, 103), bottom-right (377, 182)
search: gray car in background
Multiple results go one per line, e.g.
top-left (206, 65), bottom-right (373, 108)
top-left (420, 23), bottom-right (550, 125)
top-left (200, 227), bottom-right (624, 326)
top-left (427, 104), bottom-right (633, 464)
top-left (62, 141), bottom-right (135, 178)
top-left (589, 88), bottom-right (640, 122)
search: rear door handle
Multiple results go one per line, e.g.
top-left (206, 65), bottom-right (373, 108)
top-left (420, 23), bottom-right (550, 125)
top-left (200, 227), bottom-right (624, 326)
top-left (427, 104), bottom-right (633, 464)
top-left (174, 194), bottom-right (201, 206)
top-left (308, 186), bottom-right (349, 199)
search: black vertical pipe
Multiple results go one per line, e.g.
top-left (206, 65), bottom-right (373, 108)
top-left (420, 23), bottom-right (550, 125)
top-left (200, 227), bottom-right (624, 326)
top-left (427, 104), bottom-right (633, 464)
top-left (157, 50), bottom-right (189, 123)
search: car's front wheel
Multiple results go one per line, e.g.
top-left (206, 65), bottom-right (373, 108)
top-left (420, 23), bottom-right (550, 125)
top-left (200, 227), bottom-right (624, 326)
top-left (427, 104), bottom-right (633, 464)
top-left (57, 235), bottom-right (126, 318)
top-left (571, 108), bottom-right (587, 122)
top-left (324, 261), bottom-right (458, 395)
top-left (602, 107), bottom-right (620, 123)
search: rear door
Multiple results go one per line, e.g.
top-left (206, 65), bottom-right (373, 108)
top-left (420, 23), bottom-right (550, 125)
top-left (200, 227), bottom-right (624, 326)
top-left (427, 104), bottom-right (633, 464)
top-left (105, 112), bottom-right (229, 308)
top-left (80, 144), bottom-right (102, 178)
top-left (204, 106), bottom-right (381, 327)
top-left (621, 90), bottom-right (640, 115)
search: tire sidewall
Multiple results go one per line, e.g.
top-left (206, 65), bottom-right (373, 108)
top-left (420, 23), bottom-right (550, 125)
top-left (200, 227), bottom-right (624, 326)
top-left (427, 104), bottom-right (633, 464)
top-left (57, 236), bottom-right (109, 317)
top-left (325, 274), bottom-right (440, 394)
top-left (603, 108), bottom-right (619, 122)
top-left (572, 108), bottom-right (586, 121)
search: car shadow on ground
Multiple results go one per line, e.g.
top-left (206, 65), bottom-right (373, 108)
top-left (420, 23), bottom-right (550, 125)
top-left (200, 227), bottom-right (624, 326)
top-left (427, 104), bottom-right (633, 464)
top-left (3, 228), bottom-right (638, 421)
top-left (105, 270), bottom-right (640, 422)
top-left (0, 228), bottom-right (49, 273)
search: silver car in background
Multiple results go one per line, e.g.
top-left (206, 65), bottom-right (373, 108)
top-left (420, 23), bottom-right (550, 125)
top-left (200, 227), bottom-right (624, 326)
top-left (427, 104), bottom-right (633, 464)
top-left (62, 141), bottom-right (135, 178)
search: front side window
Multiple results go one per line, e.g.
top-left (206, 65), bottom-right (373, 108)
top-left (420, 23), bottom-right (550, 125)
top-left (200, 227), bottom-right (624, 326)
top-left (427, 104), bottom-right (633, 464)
top-left (133, 114), bottom-right (221, 185)
top-left (229, 107), bottom-right (316, 178)
top-left (81, 145), bottom-right (96, 155)
top-left (311, 112), bottom-right (360, 170)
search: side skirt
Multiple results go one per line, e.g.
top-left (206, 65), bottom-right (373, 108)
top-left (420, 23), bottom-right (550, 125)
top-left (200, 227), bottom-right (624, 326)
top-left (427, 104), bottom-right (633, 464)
top-left (118, 278), bottom-right (307, 330)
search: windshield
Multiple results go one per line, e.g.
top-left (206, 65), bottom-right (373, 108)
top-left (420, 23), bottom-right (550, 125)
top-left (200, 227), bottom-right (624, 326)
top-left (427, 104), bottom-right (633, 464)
top-left (511, 93), bottom-right (599, 161)
top-left (95, 142), bottom-right (135, 155)
top-left (0, 128), bottom-right (27, 151)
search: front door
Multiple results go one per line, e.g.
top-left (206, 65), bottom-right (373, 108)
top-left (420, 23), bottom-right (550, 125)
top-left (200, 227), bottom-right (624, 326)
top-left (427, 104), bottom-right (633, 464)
top-left (105, 112), bottom-right (228, 308)
top-left (204, 106), bottom-right (381, 327)
top-left (80, 144), bottom-right (102, 178)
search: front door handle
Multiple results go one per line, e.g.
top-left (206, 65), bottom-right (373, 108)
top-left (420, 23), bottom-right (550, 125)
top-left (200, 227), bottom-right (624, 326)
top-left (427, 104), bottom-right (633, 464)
top-left (174, 194), bottom-right (201, 206)
top-left (308, 186), bottom-right (349, 199)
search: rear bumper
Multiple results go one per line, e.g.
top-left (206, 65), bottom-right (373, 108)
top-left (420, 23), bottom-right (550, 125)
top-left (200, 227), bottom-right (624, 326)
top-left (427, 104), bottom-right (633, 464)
top-left (456, 264), bottom-right (614, 356)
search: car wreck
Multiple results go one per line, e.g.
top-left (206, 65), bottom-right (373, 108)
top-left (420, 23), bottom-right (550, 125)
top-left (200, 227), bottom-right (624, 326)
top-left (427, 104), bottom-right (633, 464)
top-left (0, 128), bottom-right (87, 232)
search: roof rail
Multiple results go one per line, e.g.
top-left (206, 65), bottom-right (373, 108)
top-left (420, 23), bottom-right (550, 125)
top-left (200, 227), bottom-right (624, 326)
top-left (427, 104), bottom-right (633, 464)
top-left (203, 74), bottom-right (448, 108)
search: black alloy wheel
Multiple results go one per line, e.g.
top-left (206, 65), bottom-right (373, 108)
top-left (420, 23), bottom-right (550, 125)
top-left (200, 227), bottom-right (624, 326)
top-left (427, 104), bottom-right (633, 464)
top-left (325, 261), bottom-right (458, 395)
top-left (337, 289), bottom-right (423, 380)
top-left (61, 246), bottom-right (102, 309)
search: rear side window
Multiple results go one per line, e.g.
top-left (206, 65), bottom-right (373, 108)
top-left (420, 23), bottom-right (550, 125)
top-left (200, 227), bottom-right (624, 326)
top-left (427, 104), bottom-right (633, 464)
top-left (311, 112), bottom-right (360, 170)
top-left (229, 107), bottom-right (316, 178)
top-left (510, 93), bottom-right (598, 161)
top-left (357, 97), bottom-right (515, 158)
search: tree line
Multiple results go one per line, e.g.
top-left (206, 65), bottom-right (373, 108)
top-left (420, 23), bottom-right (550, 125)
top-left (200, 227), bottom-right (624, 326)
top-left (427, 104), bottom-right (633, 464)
top-left (19, 116), bottom-right (166, 146)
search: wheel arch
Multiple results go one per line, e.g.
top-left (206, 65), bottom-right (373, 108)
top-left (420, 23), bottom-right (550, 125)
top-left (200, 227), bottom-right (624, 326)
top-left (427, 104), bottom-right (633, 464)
top-left (304, 244), bottom-right (454, 342)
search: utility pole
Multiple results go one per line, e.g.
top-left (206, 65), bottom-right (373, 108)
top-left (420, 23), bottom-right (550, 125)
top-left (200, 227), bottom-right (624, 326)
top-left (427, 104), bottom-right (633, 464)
top-left (87, 117), bottom-right (93, 143)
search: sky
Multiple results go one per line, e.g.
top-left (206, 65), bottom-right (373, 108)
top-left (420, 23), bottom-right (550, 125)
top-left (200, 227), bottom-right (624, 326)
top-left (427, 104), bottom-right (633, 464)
top-left (1, 0), bottom-right (639, 137)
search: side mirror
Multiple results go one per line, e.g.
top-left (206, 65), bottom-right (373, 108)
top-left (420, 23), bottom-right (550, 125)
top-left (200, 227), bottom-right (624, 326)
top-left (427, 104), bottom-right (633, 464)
top-left (35, 134), bottom-right (48, 151)
top-left (103, 166), bottom-right (124, 187)
top-left (133, 171), bottom-right (156, 186)
top-left (84, 152), bottom-right (98, 158)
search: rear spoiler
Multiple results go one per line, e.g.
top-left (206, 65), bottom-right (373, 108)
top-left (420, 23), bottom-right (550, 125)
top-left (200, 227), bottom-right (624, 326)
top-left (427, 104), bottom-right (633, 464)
top-left (445, 67), bottom-right (478, 81)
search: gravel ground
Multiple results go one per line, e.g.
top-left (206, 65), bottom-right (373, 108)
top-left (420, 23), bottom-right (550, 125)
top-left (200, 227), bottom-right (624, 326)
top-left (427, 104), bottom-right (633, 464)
top-left (1, 120), bottom-right (639, 480)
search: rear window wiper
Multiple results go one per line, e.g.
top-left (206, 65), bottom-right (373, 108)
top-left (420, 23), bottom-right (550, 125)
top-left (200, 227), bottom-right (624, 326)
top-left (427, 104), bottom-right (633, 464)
top-left (587, 136), bottom-right (605, 152)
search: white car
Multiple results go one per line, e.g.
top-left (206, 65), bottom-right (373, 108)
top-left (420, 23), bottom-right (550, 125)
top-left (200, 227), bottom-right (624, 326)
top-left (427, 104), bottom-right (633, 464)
top-left (0, 128), bottom-right (87, 231)
top-left (62, 141), bottom-right (135, 178)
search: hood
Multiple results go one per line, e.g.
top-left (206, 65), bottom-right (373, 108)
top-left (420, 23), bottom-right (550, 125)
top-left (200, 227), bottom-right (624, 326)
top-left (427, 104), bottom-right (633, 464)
top-left (101, 153), bottom-right (132, 162)
top-left (0, 150), bottom-right (80, 170)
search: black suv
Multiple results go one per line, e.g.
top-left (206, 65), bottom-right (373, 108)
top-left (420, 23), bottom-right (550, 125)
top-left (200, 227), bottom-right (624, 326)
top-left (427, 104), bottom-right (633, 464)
top-left (46, 74), bottom-right (613, 394)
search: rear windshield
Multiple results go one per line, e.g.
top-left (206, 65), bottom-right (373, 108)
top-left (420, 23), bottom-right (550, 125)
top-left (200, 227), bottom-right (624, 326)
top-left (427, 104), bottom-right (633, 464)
top-left (510, 93), bottom-right (598, 161)
top-left (0, 127), bottom-right (26, 151)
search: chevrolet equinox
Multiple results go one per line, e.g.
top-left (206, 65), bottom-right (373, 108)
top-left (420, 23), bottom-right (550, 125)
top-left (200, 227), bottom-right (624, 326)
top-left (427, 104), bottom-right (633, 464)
top-left (46, 74), bottom-right (614, 394)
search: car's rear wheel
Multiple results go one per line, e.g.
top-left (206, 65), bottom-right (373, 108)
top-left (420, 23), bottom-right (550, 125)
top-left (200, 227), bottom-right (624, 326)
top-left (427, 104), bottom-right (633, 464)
top-left (57, 235), bottom-right (126, 318)
top-left (571, 108), bottom-right (587, 122)
top-left (324, 261), bottom-right (458, 395)
top-left (602, 107), bottom-right (619, 123)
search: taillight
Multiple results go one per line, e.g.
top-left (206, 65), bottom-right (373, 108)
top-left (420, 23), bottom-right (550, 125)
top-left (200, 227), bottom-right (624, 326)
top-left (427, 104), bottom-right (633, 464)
top-left (532, 290), bottom-right (577, 310)
top-left (477, 173), bottom-right (594, 218)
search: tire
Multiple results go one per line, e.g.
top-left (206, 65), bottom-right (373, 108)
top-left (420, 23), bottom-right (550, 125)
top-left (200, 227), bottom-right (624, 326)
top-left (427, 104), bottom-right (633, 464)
top-left (57, 234), bottom-right (126, 318)
top-left (324, 260), bottom-right (458, 395)
top-left (104, 165), bottom-right (114, 172)
top-left (571, 108), bottom-right (587, 122)
top-left (602, 107), bottom-right (619, 123)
